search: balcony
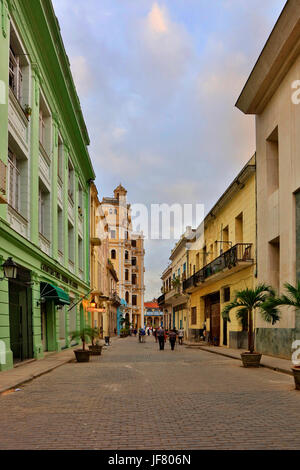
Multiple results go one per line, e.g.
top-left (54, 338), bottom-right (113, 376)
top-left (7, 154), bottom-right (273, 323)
top-left (124, 259), bottom-right (131, 266)
top-left (183, 243), bottom-right (253, 292)
top-left (0, 161), bottom-right (7, 204)
top-left (158, 294), bottom-right (165, 306)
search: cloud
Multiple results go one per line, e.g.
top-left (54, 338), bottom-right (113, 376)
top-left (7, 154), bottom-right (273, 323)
top-left (52, 0), bottom-right (286, 299)
top-left (70, 56), bottom-right (94, 96)
top-left (148, 3), bottom-right (168, 34)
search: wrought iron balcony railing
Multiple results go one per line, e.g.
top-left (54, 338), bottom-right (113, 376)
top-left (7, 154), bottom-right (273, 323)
top-left (183, 243), bottom-right (253, 291)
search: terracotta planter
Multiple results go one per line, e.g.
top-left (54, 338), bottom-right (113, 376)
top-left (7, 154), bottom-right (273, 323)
top-left (292, 367), bottom-right (300, 390)
top-left (241, 352), bottom-right (262, 368)
top-left (88, 345), bottom-right (103, 356)
top-left (74, 349), bottom-right (90, 363)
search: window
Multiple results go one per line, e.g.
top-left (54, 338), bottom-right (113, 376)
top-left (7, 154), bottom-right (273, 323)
top-left (111, 249), bottom-right (116, 260)
top-left (78, 236), bottom-right (83, 271)
top-left (266, 126), bottom-right (279, 195)
top-left (7, 150), bottom-right (20, 212)
top-left (125, 250), bottom-right (129, 260)
top-left (132, 240), bottom-right (136, 247)
top-left (235, 213), bottom-right (243, 244)
top-left (132, 295), bottom-right (137, 306)
top-left (39, 94), bottom-right (51, 154)
top-left (78, 183), bottom-right (83, 217)
top-left (58, 138), bottom-right (64, 181)
top-left (125, 269), bottom-right (129, 281)
top-left (110, 230), bottom-right (116, 239)
top-left (191, 307), bottom-right (197, 325)
top-left (58, 207), bottom-right (64, 254)
top-left (9, 47), bottom-right (22, 102)
top-left (132, 257), bottom-right (136, 266)
top-left (224, 287), bottom-right (230, 303)
top-left (39, 182), bottom-right (50, 239)
top-left (68, 160), bottom-right (74, 202)
top-left (269, 236), bottom-right (280, 293)
top-left (68, 221), bottom-right (75, 263)
top-left (125, 291), bottom-right (129, 304)
top-left (132, 274), bottom-right (137, 285)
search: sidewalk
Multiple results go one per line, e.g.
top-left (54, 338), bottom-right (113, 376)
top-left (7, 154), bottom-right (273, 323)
top-left (0, 347), bottom-right (77, 394)
top-left (184, 341), bottom-right (293, 376)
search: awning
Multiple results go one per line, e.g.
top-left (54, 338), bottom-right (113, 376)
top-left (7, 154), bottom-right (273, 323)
top-left (40, 282), bottom-right (70, 306)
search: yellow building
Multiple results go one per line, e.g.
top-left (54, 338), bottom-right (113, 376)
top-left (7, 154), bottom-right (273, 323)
top-left (158, 227), bottom-right (196, 332)
top-left (183, 156), bottom-right (256, 348)
top-left (101, 185), bottom-right (145, 329)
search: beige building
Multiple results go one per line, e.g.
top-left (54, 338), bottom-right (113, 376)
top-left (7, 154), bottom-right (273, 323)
top-left (101, 185), bottom-right (145, 329)
top-left (89, 183), bottom-right (120, 338)
top-left (236, 0), bottom-right (300, 358)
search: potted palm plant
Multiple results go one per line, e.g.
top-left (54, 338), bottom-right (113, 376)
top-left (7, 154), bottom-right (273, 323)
top-left (88, 328), bottom-right (103, 356)
top-left (70, 326), bottom-right (95, 362)
top-left (222, 284), bottom-right (280, 367)
top-left (263, 282), bottom-right (300, 390)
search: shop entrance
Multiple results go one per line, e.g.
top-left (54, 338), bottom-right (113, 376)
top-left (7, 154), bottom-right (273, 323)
top-left (8, 268), bottom-right (33, 363)
top-left (41, 303), bottom-right (48, 352)
top-left (205, 292), bottom-right (220, 346)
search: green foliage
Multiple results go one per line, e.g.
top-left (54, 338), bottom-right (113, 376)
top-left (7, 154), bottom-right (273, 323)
top-left (261, 282), bottom-right (300, 321)
top-left (221, 284), bottom-right (280, 354)
top-left (222, 284), bottom-right (279, 324)
top-left (69, 326), bottom-right (97, 351)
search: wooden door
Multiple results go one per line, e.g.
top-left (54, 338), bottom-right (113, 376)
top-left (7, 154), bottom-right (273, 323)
top-left (210, 303), bottom-right (220, 346)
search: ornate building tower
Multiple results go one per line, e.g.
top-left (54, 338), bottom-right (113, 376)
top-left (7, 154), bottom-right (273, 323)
top-left (101, 185), bottom-right (145, 329)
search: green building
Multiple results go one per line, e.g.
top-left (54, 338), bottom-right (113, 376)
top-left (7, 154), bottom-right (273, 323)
top-left (0, 0), bottom-right (95, 370)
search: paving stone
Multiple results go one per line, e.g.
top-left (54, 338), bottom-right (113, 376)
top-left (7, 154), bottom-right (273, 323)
top-left (0, 337), bottom-right (299, 449)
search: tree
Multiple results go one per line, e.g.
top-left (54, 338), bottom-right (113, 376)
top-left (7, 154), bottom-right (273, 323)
top-left (222, 284), bottom-right (280, 353)
top-left (262, 281), bottom-right (300, 319)
top-left (69, 326), bottom-right (97, 351)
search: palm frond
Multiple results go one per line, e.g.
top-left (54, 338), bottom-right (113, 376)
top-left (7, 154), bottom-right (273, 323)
top-left (221, 300), bottom-right (244, 322)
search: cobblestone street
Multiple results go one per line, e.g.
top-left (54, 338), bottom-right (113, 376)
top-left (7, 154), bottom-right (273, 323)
top-left (0, 337), bottom-right (299, 450)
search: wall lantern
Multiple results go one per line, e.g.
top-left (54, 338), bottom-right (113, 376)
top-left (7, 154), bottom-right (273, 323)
top-left (1, 257), bottom-right (18, 281)
top-left (90, 299), bottom-right (97, 309)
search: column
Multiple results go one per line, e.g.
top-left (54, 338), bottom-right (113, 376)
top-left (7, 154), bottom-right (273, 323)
top-left (30, 65), bottom-right (41, 245)
top-left (0, 0), bottom-right (9, 222)
top-left (31, 273), bottom-right (44, 360)
top-left (63, 143), bottom-right (69, 266)
top-left (51, 117), bottom-right (59, 260)
top-left (0, 255), bottom-right (13, 370)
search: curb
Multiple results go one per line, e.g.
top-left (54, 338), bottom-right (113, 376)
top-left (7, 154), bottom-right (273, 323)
top-left (0, 356), bottom-right (75, 395)
top-left (186, 344), bottom-right (293, 377)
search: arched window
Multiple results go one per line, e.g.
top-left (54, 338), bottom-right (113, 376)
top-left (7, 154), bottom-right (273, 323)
top-left (125, 250), bottom-right (129, 260)
top-left (125, 291), bottom-right (129, 303)
top-left (111, 249), bottom-right (116, 260)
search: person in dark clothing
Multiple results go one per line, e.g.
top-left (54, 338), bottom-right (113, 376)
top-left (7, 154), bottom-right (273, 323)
top-left (169, 329), bottom-right (177, 351)
top-left (157, 327), bottom-right (165, 350)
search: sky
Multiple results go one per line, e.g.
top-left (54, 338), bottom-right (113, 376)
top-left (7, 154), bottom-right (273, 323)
top-left (52, 0), bottom-right (286, 300)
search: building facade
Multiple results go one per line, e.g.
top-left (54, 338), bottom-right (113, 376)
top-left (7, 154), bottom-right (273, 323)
top-left (158, 227), bottom-right (196, 334)
top-left (0, 1), bottom-right (94, 370)
top-left (183, 157), bottom-right (256, 347)
top-left (236, 0), bottom-right (300, 358)
top-left (101, 185), bottom-right (145, 329)
top-left (144, 300), bottom-right (163, 328)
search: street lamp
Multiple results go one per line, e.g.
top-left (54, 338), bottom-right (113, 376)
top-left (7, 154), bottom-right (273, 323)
top-left (0, 257), bottom-right (18, 281)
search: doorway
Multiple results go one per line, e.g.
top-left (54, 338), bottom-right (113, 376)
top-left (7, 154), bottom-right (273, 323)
top-left (205, 292), bottom-right (220, 346)
top-left (41, 303), bottom-right (48, 352)
top-left (8, 271), bottom-right (33, 363)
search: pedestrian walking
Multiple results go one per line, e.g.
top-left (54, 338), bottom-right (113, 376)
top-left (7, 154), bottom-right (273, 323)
top-left (178, 328), bottom-right (184, 345)
top-left (169, 329), bottom-right (177, 351)
top-left (153, 328), bottom-right (158, 343)
top-left (157, 326), bottom-right (165, 350)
